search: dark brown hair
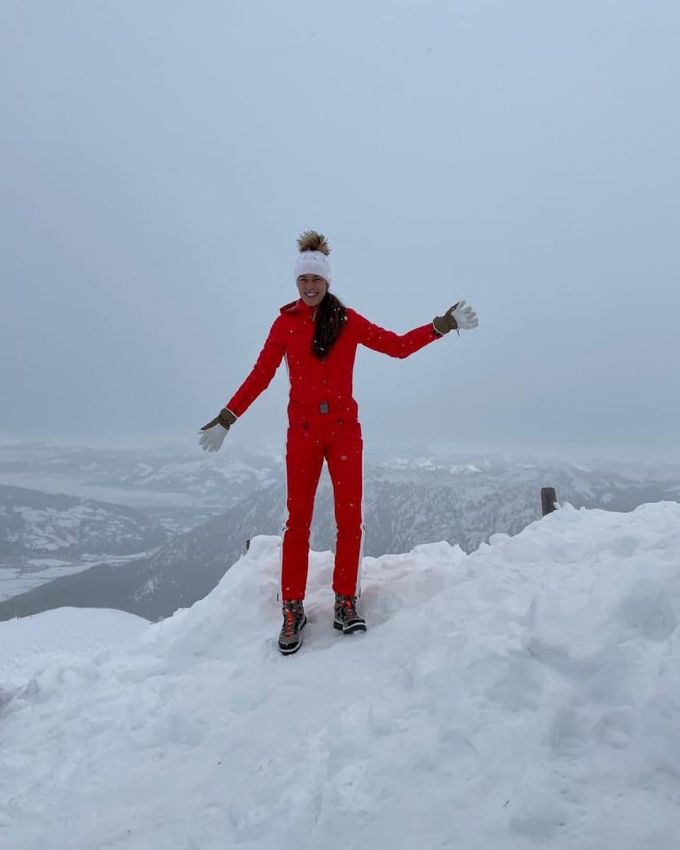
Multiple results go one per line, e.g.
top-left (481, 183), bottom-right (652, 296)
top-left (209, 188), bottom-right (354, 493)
top-left (312, 292), bottom-right (347, 360)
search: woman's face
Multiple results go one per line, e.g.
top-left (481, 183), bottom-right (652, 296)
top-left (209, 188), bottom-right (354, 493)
top-left (296, 274), bottom-right (328, 307)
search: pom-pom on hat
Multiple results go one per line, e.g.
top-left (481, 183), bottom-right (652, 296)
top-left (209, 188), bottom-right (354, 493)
top-left (294, 230), bottom-right (332, 284)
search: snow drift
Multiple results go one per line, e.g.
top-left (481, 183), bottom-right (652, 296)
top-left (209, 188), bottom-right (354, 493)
top-left (1, 501), bottom-right (680, 849)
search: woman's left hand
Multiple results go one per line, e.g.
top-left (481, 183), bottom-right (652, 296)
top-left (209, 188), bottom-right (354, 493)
top-left (433, 300), bottom-right (479, 335)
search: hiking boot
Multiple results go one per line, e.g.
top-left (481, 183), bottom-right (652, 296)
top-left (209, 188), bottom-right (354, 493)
top-left (278, 599), bottom-right (307, 655)
top-left (334, 593), bottom-right (367, 634)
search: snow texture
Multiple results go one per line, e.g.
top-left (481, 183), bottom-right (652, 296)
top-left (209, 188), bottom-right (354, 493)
top-left (1, 501), bottom-right (680, 849)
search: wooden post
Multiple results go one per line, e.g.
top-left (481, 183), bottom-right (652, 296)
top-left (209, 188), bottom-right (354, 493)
top-left (541, 487), bottom-right (557, 516)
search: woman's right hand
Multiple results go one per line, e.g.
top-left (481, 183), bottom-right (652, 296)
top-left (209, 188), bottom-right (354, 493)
top-left (198, 408), bottom-right (237, 452)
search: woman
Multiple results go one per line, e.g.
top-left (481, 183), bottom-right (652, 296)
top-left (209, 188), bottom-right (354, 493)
top-left (199, 231), bottom-right (479, 655)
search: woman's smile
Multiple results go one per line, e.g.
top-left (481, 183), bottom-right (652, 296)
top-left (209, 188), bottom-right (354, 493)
top-left (297, 273), bottom-right (328, 306)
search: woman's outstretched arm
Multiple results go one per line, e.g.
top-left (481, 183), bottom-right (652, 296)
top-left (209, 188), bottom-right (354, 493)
top-left (351, 309), bottom-right (444, 359)
top-left (224, 318), bottom-right (286, 417)
top-left (198, 317), bottom-right (286, 452)
top-left (353, 301), bottom-right (478, 358)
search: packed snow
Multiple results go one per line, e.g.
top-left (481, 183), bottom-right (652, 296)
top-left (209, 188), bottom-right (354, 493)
top-left (1, 501), bottom-right (680, 849)
top-left (0, 607), bottom-right (149, 689)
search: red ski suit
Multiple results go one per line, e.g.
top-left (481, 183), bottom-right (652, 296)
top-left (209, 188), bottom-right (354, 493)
top-left (225, 299), bottom-right (444, 601)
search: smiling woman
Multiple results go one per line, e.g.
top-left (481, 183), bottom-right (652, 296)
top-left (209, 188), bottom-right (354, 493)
top-left (294, 231), bottom-right (348, 361)
top-left (198, 230), bottom-right (479, 655)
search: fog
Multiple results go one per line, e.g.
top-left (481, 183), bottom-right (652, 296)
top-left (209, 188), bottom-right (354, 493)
top-left (2, 1), bottom-right (678, 463)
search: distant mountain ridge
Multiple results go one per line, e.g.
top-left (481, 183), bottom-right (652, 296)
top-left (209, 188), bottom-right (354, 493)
top-left (1, 448), bottom-right (679, 622)
top-left (0, 441), bottom-right (281, 510)
top-left (0, 484), bottom-right (169, 557)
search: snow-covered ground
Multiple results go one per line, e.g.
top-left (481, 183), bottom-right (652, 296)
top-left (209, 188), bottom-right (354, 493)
top-left (0, 607), bottom-right (149, 689)
top-left (1, 501), bottom-right (679, 849)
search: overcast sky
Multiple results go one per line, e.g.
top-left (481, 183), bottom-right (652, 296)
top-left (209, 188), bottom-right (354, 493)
top-left (2, 1), bottom-right (678, 463)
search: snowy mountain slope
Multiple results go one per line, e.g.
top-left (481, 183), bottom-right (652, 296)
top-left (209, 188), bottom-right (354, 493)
top-left (0, 552), bottom-right (149, 605)
top-left (1, 501), bottom-right (679, 850)
top-left (0, 484), bottom-right (169, 557)
top-left (0, 495), bottom-right (262, 622)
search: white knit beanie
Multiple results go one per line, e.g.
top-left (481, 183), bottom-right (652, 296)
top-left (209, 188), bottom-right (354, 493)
top-left (294, 250), bottom-right (332, 283)
top-left (294, 231), bottom-right (332, 284)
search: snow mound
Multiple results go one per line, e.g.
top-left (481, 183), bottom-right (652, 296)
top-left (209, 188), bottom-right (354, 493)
top-left (0, 607), bottom-right (149, 689)
top-left (1, 502), bottom-right (680, 850)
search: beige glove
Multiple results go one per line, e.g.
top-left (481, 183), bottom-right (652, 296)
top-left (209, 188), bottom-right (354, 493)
top-left (198, 408), bottom-right (238, 452)
top-left (433, 300), bottom-right (479, 336)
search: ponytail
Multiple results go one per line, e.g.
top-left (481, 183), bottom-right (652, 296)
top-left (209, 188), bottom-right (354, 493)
top-left (312, 292), bottom-right (347, 360)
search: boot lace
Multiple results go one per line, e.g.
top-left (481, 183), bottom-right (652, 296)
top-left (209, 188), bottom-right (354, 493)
top-left (336, 595), bottom-right (358, 620)
top-left (281, 601), bottom-right (302, 638)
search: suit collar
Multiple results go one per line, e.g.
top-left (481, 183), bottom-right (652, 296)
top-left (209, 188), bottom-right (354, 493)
top-left (280, 298), bottom-right (316, 317)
